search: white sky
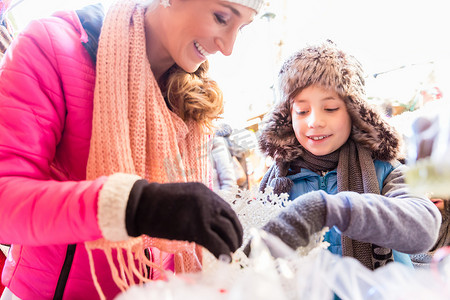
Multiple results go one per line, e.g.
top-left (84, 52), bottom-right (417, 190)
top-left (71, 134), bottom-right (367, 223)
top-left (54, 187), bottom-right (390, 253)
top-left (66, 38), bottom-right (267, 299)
top-left (9, 0), bottom-right (450, 128)
top-left (209, 0), bottom-right (450, 128)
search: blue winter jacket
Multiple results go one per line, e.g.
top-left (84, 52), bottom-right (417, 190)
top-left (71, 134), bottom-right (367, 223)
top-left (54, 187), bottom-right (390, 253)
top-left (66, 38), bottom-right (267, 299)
top-left (286, 160), bottom-right (413, 267)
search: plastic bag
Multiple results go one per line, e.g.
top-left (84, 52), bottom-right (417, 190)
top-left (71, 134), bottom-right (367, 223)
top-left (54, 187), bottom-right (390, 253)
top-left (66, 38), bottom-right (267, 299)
top-left (116, 231), bottom-right (450, 300)
top-left (115, 187), bottom-right (450, 300)
top-left (405, 99), bottom-right (450, 197)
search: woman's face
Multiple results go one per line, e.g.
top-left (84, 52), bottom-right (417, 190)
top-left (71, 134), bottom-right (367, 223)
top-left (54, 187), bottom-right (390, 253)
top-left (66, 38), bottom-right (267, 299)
top-left (291, 85), bottom-right (352, 156)
top-left (151, 0), bottom-right (255, 73)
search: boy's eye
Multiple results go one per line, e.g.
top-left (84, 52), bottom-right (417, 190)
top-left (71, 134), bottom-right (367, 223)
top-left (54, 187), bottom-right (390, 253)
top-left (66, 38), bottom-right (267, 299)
top-left (214, 13), bottom-right (228, 25)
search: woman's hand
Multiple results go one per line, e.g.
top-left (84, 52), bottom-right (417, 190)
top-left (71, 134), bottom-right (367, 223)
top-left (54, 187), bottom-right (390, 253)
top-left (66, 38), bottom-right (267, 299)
top-left (125, 180), bottom-right (243, 258)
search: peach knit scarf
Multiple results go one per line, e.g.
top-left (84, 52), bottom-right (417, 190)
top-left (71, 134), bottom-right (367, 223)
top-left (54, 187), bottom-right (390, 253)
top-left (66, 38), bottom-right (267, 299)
top-left (85, 0), bottom-right (209, 298)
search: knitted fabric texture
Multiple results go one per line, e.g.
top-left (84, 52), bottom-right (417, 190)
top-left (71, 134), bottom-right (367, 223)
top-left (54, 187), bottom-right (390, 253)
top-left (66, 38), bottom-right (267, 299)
top-left (337, 141), bottom-right (393, 270)
top-left (258, 41), bottom-right (401, 270)
top-left (85, 0), bottom-right (209, 297)
top-left (260, 140), bottom-right (393, 270)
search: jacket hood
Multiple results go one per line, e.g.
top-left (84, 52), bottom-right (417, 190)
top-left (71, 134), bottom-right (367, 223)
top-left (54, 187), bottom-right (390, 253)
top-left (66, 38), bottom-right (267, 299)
top-left (76, 3), bottom-right (104, 64)
top-left (259, 41), bottom-right (401, 162)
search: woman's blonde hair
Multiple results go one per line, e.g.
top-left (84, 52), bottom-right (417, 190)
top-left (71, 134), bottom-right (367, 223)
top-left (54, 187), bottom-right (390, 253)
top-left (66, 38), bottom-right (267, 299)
top-left (160, 61), bottom-right (224, 132)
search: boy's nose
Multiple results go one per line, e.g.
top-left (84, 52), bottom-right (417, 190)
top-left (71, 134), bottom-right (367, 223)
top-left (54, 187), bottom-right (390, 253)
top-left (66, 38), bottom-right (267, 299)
top-left (307, 112), bottom-right (325, 128)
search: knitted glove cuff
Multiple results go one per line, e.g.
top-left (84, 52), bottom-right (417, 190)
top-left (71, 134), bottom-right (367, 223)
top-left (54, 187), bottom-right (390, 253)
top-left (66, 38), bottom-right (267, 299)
top-left (98, 173), bottom-right (141, 241)
top-left (263, 191), bottom-right (326, 249)
top-left (125, 179), bottom-right (149, 237)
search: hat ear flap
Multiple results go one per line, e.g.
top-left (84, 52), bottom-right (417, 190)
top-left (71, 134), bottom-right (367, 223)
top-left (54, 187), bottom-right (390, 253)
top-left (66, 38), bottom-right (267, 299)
top-left (347, 98), bottom-right (401, 161)
top-left (258, 100), bottom-right (305, 161)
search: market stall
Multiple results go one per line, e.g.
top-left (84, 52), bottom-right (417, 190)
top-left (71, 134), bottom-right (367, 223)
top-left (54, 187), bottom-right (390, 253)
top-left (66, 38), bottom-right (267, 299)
top-left (110, 184), bottom-right (450, 300)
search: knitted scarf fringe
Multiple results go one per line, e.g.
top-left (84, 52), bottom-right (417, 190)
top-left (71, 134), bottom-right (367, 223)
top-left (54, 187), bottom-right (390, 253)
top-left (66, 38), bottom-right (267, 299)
top-left (85, 236), bottom-right (202, 300)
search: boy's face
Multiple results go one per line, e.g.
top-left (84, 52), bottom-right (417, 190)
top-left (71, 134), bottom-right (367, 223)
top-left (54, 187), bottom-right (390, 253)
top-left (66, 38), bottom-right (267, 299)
top-left (291, 85), bottom-right (352, 156)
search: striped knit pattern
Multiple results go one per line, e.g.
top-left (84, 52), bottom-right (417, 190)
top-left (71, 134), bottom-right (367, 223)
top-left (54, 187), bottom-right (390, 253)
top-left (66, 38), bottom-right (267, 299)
top-left (338, 142), bottom-right (393, 270)
top-left (0, 22), bottom-right (13, 58)
top-left (85, 0), bottom-right (210, 297)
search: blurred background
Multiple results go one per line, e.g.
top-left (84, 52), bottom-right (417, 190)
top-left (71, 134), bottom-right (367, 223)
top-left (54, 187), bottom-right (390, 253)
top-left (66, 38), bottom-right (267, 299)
top-left (1, 0), bottom-right (449, 189)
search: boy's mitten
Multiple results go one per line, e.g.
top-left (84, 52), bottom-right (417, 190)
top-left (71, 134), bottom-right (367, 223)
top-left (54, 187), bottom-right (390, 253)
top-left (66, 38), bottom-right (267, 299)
top-left (261, 191), bottom-right (327, 250)
top-left (126, 180), bottom-right (243, 258)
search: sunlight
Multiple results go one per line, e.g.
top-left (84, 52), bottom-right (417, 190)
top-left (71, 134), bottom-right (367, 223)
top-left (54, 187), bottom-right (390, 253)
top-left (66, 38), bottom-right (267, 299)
top-left (7, 0), bottom-right (449, 128)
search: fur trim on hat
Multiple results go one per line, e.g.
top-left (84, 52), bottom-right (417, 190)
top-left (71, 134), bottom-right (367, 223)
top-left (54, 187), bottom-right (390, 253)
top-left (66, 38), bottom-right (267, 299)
top-left (259, 41), bottom-right (401, 162)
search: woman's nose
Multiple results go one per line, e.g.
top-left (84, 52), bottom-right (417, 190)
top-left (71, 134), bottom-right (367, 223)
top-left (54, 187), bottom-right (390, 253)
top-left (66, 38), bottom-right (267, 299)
top-left (215, 29), bottom-right (238, 56)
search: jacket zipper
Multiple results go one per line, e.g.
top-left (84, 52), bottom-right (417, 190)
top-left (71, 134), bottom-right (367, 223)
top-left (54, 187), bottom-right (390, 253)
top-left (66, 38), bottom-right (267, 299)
top-left (319, 174), bottom-right (327, 191)
top-left (53, 244), bottom-right (76, 300)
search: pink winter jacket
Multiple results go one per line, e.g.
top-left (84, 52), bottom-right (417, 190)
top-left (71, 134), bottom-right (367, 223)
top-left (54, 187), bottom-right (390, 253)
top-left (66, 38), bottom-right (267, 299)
top-left (0, 8), bottom-right (171, 300)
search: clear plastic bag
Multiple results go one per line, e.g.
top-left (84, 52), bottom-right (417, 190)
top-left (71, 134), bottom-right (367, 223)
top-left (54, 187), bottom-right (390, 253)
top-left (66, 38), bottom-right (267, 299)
top-left (405, 99), bottom-right (450, 197)
top-left (116, 229), bottom-right (450, 300)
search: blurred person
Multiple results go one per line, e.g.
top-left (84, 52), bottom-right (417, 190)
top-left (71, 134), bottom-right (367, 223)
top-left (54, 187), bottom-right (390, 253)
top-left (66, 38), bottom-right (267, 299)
top-left (211, 135), bottom-right (237, 192)
top-left (406, 107), bottom-right (450, 268)
top-left (216, 123), bottom-right (249, 188)
top-left (410, 198), bottom-right (450, 268)
top-left (0, 0), bottom-right (13, 59)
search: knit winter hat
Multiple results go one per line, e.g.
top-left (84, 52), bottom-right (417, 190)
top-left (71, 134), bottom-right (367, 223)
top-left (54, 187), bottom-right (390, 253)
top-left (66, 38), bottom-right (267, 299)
top-left (225, 0), bottom-right (264, 13)
top-left (259, 40), bottom-right (401, 162)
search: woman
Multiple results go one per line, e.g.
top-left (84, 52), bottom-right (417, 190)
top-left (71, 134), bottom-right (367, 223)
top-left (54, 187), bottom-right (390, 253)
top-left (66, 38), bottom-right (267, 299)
top-left (0, 0), bottom-right (263, 299)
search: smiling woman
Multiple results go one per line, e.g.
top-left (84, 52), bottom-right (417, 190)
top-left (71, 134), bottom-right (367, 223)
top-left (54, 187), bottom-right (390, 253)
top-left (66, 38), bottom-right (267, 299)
top-left (144, 0), bottom-right (256, 75)
top-left (0, 0), bottom-right (264, 299)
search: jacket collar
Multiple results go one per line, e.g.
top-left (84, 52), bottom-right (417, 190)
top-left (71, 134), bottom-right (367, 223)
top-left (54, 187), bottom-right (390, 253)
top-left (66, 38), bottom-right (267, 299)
top-left (286, 168), bottom-right (336, 180)
top-left (76, 3), bottom-right (105, 65)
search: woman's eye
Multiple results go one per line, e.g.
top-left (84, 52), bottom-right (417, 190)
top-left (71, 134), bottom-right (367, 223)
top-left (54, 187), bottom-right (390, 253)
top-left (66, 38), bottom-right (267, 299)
top-left (295, 110), bottom-right (308, 115)
top-left (239, 23), bottom-right (248, 32)
top-left (214, 13), bottom-right (228, 25)
top-left (325, 108), bottom-right (339, 112)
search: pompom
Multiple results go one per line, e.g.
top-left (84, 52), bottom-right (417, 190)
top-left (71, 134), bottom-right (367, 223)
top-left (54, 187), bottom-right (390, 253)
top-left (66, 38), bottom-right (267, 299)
top-left (269, 176), bottom-right (294, 195)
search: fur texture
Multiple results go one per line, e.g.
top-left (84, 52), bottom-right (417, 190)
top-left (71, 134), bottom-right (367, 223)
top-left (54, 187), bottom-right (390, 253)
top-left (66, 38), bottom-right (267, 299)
top-left (259, 41), bottom-right (401, 162)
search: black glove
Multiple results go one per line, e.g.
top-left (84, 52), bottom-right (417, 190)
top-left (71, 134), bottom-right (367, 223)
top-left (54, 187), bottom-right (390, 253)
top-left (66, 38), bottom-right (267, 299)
top-left (125, 180), bottom-right (243, 258)
top-left (245, 191), bottom-right (326, 255)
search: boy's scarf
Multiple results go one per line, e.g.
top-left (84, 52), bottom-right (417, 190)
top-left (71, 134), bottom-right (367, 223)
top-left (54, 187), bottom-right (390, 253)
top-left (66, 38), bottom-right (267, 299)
top-left (262, 139), bottom-right (393, 270)
top-left (85, 0), bottom-right (209, 297)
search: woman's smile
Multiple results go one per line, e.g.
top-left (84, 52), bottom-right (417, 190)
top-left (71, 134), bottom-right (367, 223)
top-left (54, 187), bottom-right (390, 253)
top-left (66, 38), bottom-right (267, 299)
top-left (194, 41), bottom-right (211, 59)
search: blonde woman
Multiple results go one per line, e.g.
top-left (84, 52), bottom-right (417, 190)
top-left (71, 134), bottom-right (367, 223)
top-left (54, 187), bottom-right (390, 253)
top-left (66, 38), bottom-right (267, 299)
top-left (0, 0), bottom-right (263, 299)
